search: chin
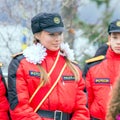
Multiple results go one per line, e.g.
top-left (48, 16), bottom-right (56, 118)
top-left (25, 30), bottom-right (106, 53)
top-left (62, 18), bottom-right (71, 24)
top-left (115, 51), bottom-right (120, 54)
top-left (53, 47), bottom-right (59, 50)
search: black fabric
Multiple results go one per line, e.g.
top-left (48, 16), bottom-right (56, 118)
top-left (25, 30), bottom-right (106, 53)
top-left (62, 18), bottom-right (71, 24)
top-left (94, 43), bottom-right (109, 57)
top-left (31, 13), bottom-right (64, 34)
top-left (8, 54), bottom-right (24, 110)
top-left (37, 110), bottom-right (71, 120)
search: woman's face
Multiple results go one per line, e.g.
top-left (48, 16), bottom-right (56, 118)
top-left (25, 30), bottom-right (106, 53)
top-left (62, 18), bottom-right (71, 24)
top-left (109, 32), bottom-right (120, 54)
top-left (36, 31), bottom-right (63, 51)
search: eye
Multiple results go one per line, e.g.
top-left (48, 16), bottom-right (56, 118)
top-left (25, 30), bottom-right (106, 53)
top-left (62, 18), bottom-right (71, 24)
top-left (49, 32), bottom-right (62, 36)
top-left (59, 32), bottom-right (62, 35)
top-left (112, 36), bottom-right (118, 39)
top-left (49, 33), bottom-right (55, 36)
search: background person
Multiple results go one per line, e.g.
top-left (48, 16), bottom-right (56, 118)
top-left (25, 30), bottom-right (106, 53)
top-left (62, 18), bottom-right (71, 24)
top-left (94, 42), bottom-right (109, 57)
top-left (83, 19), bottom-right (120, 120)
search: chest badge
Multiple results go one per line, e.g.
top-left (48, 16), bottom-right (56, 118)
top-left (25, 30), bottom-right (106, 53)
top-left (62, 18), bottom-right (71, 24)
top-left (29, 71), bottom-right (40, 77)
top-left (95, 78), bottom-right (110, 84)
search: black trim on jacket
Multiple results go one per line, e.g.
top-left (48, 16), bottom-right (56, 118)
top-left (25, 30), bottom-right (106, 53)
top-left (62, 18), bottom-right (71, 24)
top-left (8, 54), bottom-right (24, 110)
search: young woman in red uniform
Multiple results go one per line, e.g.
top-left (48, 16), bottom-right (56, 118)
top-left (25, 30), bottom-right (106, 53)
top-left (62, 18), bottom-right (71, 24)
top-left (8, 13), bottom-right (90, 120)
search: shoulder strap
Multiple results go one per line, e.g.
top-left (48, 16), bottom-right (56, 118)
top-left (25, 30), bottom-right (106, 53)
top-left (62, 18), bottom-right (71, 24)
top-left (85, 55), bottom-right (105, 64)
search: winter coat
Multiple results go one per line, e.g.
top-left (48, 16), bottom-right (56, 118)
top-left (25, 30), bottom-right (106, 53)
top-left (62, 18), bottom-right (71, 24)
top-left (84, 47), bottom-right (120, 120)
top-left (8, 45), bottom-right (90, 120)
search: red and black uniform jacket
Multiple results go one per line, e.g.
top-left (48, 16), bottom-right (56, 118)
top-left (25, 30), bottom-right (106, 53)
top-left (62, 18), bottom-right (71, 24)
top-left (8, 49), bottom-right (90, 120)
top-left (84, 47), bottom-right (120, 120)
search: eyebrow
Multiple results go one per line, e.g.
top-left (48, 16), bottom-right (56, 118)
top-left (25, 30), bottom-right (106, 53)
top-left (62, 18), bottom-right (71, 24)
top-left (112, 32), bottom-right (120, 35)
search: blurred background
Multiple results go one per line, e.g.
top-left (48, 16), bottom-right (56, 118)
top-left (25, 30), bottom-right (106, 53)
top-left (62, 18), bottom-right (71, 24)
top-left (0, 0), bottom-right (120, 76)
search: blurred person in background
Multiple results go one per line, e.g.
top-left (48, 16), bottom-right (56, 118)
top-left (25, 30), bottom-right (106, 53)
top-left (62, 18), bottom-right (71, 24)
top-left (106, 78), bottom-right (120, 120)
top-left (94, 42), bottom-right (109, 57)
top-left (8, 12), bottom-right (90, 120)
top-left (0, 63), bottom-right (10, 120)
top-left (83, 42), bottom-right (109, 79)
top-left (83, 19), bottom-right (120, 120)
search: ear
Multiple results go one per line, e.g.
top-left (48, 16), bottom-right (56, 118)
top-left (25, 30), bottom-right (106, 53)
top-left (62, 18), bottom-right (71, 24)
top-left (34, 35), bottom-right (39, 40)
top-left (34, 33), bottom-right (40, 40)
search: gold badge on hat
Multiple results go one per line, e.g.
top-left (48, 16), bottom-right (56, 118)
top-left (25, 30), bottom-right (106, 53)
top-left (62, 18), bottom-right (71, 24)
top-left (116, 21), bottom-right (120, 27)
top-left (54, 17), bottom-right (60, 24)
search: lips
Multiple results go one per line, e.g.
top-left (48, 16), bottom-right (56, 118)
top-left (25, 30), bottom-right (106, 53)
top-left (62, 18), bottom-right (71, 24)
top-left (115, 47), bottom-right (120, 51)
top-left (53, 43), bottom-right (60, 46)
top-left (115, 46), bottom-right (120, 49)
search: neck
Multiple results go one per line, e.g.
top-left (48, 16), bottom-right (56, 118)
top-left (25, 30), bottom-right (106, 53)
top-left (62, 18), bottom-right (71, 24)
top-left (46, 49), bottom-right (60, 57)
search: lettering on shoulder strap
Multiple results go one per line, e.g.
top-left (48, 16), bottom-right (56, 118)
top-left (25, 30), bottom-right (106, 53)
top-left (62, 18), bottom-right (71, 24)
top-left (85, 55), bottom-right (105, 64)
top-left (12, 52), bottom-right (23, 58)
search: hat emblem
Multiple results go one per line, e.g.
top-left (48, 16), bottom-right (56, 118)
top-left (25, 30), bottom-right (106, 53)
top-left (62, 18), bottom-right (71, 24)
top-left (116, 21), bottom-right (120, 27)
top-left (54, 17), bottom-right (60, 24)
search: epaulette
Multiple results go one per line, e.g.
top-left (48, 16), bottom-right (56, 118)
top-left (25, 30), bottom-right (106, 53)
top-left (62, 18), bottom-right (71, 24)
top-left (85, 55), bottom-right (105, 64)
top-left (106, 42), bottom-right (110, 46)
top-left (12, 52), bottom-right (23, 58)
top-left (0, 62), bottom-right (2, 67)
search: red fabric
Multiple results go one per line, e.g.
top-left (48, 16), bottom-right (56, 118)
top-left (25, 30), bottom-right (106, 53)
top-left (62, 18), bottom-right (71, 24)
top-left (30, 55), bottom-right (66, 111)
top-left (0, 69), bottom-right (9, 120)
top-left (86, 47), bottom-right (120, 120)
top-left (9, 50), bottom-right (90, 120)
